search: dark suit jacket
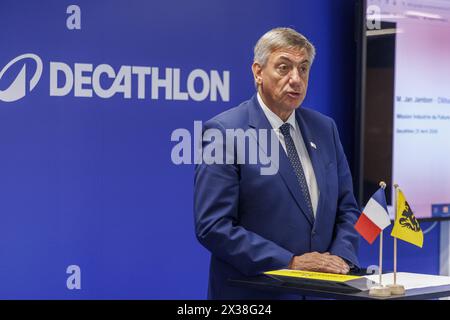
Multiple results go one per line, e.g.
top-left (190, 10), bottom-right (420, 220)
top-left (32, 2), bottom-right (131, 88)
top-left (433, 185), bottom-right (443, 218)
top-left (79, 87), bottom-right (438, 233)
top-left (194, 95), bottom-right (360, 299)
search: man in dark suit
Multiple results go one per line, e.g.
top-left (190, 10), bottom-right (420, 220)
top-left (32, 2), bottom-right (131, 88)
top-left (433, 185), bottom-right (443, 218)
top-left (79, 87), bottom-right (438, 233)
top-left (194, 27), bottom-right (360, 299)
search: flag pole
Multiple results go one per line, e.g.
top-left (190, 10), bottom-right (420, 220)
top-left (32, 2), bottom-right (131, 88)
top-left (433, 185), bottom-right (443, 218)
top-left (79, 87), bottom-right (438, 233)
top-left (369, 181), bottom-right (391, 297)
top-left (394, 233), bottom-right (397, 284)
top-left (388, 184), bottom-right (405, 295)
top-left (379, 229), bottom-right (383, 286)
top-left (379, 181), bottom-right (386, 286)
top-left (394, 184), bottom-right (398, 285)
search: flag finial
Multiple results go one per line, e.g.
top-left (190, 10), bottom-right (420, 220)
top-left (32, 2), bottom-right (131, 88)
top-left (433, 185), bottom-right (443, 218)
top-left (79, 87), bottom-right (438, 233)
top-left (379, 181), bottom-right (386, 189)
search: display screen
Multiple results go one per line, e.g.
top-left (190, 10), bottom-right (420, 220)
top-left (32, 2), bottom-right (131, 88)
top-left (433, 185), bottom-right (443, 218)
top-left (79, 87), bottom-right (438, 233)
top-left (359, 0), bottom-right (450, 219)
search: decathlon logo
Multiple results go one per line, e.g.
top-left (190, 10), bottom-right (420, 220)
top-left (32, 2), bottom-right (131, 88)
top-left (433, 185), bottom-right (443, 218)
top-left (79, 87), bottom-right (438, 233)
top-left (1, 53), bottom-right (230, 103)
top-left (0, 53), bottom-right (43, 102)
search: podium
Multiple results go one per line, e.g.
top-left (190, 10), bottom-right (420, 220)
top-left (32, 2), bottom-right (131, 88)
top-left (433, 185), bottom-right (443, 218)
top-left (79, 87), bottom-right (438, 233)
top-left (229, 271), bottom-right (450, 300)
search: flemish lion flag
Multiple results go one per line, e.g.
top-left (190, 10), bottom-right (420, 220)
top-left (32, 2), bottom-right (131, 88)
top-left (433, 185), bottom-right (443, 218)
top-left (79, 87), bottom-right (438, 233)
top-left (391, 188), bottom-right (423, 248)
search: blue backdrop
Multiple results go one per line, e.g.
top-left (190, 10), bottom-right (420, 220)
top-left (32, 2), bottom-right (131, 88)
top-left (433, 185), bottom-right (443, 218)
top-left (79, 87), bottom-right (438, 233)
top-left (0, 0), bottom-right (440, 299)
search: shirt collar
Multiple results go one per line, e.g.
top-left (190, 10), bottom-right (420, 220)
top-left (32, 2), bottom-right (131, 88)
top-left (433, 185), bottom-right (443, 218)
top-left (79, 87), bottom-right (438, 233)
top-left (257, 92), bottom-right (297, 131)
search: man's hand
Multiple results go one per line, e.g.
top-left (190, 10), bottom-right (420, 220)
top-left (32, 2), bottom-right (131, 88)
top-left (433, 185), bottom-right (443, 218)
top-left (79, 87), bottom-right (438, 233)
top-left (288, 252), bottom-right (350, 274)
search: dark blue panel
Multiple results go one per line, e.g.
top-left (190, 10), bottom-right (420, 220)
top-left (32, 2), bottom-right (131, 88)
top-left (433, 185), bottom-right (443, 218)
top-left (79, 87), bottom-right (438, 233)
top-left (358, 222), bottom-right (440, 275)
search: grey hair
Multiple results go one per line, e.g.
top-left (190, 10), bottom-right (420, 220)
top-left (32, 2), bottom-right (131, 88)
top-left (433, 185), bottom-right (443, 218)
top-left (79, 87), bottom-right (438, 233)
top-left (253, 27), bottom-right (316, 67)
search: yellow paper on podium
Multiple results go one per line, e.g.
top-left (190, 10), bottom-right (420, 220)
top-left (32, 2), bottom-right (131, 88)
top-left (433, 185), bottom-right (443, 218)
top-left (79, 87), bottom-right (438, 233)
top-left (264, 269), bottom-right (361, 283)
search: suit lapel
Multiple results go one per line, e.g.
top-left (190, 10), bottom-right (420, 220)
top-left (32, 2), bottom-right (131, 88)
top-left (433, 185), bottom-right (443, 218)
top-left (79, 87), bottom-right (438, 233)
top-left (248, 95), bottom-right (314, 226)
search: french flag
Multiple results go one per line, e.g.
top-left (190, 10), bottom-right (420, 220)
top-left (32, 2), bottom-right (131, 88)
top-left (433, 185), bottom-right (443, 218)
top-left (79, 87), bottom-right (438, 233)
top-left (354, 188), bottom-right (391, 244)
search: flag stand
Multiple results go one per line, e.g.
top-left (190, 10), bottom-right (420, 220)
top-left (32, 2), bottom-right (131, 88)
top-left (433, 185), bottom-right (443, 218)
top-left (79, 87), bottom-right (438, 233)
top-left (369, 181), bottom-right (392, 297)
top-left (387, 184), bottom-right (405, 295)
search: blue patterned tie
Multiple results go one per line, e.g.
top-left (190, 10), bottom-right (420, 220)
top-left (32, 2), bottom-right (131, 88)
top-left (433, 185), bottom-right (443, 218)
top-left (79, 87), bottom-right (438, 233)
top-left (279, 123), bottom-right (314, 219)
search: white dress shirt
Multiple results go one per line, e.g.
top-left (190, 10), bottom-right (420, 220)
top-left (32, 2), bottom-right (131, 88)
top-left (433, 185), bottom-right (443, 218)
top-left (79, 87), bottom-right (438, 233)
top-left (257, 93), bottom-right (319, 217)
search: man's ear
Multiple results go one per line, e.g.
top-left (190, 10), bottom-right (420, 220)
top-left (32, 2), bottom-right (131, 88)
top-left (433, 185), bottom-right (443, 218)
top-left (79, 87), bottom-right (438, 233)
top-left (252, 62), bottom-right (263, 85)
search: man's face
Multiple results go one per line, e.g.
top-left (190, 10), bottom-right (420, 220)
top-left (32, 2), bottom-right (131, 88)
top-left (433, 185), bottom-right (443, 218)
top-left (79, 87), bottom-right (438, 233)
top-left (253, 47), bottom-right (311, 117)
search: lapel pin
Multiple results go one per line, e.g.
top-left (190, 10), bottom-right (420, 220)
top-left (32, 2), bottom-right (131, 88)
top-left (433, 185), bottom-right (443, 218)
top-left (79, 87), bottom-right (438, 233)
top-left (310, 142), bottom-right (317, 149)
